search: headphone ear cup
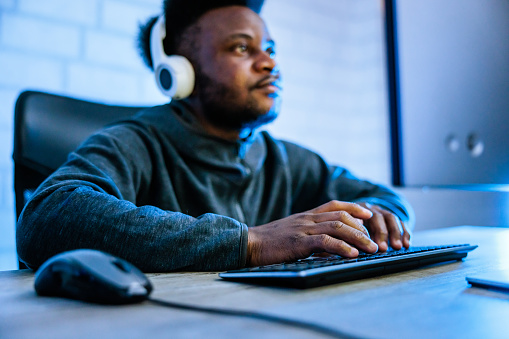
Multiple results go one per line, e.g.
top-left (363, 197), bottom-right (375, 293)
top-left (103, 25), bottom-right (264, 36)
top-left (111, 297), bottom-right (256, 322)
top-left (154, 55), bottom-right (195, 100)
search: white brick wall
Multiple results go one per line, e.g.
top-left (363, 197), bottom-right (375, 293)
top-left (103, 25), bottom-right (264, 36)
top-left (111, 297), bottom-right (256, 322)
top-left (84, 31), bottom-right (145, 70)
top-left (67, 63), bottom-right (140, 102)
top-left (262, 0), bottom-right (390, 182)
top-left (0, 0), bottom-right (391, 270)
top-left (18, 0), bottom-right (99, 26)
top-left (0, 51), bottom-right (64, 89)
top-left (1, 14), bottom-right (81, 57)
top-left (102, 1), bottom-right (161, 36)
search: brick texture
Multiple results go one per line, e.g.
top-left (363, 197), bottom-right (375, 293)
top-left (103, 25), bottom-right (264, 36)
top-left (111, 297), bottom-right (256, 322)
top-left (18, 0), bottom-right (99, 26)
top-left (1, 14), bottom-right (81, 57)
top-left (263, 0), bottom-right (389, 182)
top-left (102, 0), bottom-right (160, 35)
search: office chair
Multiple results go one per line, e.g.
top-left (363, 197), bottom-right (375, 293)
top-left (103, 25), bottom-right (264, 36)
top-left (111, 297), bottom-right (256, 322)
top-left (13, 90), bottom-right (146, 268)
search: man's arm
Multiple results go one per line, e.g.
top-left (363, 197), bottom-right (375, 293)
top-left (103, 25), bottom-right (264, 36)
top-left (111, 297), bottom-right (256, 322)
top-left (247, 139), bottom-right (415, 266)
top-left (16, 126), bottom-right (248, 272)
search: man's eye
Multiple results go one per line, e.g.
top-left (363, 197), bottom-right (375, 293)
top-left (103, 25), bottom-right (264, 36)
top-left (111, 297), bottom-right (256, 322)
top-left (267, 49), bottom-right (276, 59)
top-left (234, 44), bottom-right (248, 53)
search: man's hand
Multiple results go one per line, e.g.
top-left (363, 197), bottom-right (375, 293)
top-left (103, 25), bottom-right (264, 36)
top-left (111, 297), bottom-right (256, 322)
top-left (358, 202), bottom-right (411, 252)
top-left (247, 201), bottom-right (378, 267)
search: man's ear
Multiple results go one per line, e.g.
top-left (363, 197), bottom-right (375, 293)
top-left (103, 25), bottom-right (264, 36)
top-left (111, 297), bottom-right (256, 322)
top-left (151, 16), bottom-right (195, 100)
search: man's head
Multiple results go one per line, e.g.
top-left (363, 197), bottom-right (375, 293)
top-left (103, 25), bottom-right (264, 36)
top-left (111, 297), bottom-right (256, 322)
top-left (138, 0), bottom-right (282, 135)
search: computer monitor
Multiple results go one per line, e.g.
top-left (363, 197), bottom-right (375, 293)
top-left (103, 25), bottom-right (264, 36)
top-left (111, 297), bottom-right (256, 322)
top-left (385, 0), bottom-right (509, 189)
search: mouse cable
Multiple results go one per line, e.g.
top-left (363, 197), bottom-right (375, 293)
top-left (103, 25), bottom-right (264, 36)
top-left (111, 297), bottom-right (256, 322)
top-left (148, 297), bottom-right (365, 339)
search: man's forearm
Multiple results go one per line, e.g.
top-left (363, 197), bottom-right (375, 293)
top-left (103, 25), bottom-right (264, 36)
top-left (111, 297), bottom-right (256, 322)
top-left (17, 185), bottom-right (247, 272)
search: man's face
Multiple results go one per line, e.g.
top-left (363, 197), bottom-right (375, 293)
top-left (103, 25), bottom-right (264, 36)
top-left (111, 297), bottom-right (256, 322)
top-left (191, 6), bottom-right (282, 131)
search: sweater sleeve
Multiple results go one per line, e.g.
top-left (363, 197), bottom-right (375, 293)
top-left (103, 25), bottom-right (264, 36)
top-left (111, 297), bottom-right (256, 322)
top-left (16, 125), bottom-right (248, 272)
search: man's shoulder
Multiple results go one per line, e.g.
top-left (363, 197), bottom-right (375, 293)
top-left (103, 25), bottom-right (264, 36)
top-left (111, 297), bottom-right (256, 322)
top-left (130, 103), bottom-right (174, 123)
top-left (98, 103), bottom-right (175, 135)
top-left (79, 104), bottom-right (172, 147)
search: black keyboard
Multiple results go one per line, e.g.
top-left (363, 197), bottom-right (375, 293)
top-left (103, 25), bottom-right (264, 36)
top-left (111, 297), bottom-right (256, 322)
top-left (220, 244), bottom-right (478, 288)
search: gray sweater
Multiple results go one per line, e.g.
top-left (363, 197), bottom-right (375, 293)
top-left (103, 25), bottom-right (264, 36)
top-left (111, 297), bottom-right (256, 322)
top-left (16, 100), bottom-right (413, 271)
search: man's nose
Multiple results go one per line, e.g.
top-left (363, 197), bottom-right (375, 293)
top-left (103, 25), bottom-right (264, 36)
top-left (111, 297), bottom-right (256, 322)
top-left (254, 50), bottom-right (277, 73)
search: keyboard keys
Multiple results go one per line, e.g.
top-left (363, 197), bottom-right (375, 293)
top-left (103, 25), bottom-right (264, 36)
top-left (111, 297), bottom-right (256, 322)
top-left (239, 245), bottom-right (473, 273)
top-left (245, 245), bottom-right (469, 272)
top-left (220, 244), bottom-right (478, 288)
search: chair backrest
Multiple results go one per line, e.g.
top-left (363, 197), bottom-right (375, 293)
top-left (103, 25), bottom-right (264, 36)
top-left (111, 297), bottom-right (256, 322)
top-left (13, 90), bottom-right (146, 268)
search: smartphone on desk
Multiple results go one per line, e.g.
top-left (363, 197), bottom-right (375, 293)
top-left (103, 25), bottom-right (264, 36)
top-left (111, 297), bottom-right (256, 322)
top-left (466, 271), bottom-right (509, 292)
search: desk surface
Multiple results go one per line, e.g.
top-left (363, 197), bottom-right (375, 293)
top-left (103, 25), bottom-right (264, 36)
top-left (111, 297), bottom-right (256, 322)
top-left (2, 226), bottom-right (509, 339)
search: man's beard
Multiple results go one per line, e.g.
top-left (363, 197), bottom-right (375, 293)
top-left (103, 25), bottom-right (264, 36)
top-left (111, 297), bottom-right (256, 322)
top-left (196, 72), bottom-right (280, 131)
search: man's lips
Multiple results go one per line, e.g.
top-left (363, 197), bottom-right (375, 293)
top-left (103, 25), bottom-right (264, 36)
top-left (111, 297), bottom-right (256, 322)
top-left (253, 76), bottom-right (282, 91)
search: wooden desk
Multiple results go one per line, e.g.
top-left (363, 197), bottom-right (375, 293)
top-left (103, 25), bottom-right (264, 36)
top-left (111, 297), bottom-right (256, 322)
top-left (2, 226), bottom-right (508, 339)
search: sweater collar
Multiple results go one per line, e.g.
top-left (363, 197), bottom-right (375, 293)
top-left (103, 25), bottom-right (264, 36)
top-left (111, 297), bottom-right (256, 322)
top-left (143, 101), bottom-right (267, 176)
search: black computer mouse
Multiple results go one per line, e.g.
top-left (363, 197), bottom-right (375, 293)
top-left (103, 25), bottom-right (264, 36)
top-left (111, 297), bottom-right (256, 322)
top-left (34, 249), bottom-right (152, 304)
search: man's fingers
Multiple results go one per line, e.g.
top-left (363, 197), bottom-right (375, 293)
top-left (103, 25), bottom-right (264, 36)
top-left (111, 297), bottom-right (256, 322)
top-left (247, 202), bottom-right (410, 267)
top-left (311, 211), bottom-right (369, 236)
top-left (309, 220), bottom-right (378, 254)
top-left (366, 210), bottom-right (389, 252)
top-left (372, 206), bottom-right (412, 249)
top-left (383, 212), bottom-right (403, 250)
top-left (363, 204), bottom-right (411, 251)
top-left (402, 222), bottom-right (411, 248)
top-left (309, 234), bottom-right (359, 258)
top-left (309, 201), bottom-right (373, 220)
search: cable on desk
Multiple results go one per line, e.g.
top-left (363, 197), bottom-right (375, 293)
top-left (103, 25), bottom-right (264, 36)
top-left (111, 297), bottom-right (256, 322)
top-left (148, 297), bottom-right (365, 339)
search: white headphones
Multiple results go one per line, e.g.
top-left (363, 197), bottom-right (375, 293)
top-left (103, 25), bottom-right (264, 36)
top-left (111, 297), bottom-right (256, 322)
top-left (150, 16), bottom-right (195, 99)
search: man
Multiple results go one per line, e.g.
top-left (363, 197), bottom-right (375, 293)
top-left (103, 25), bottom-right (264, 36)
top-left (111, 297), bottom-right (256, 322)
top-left (16, 0), bottom-right (413, 271)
